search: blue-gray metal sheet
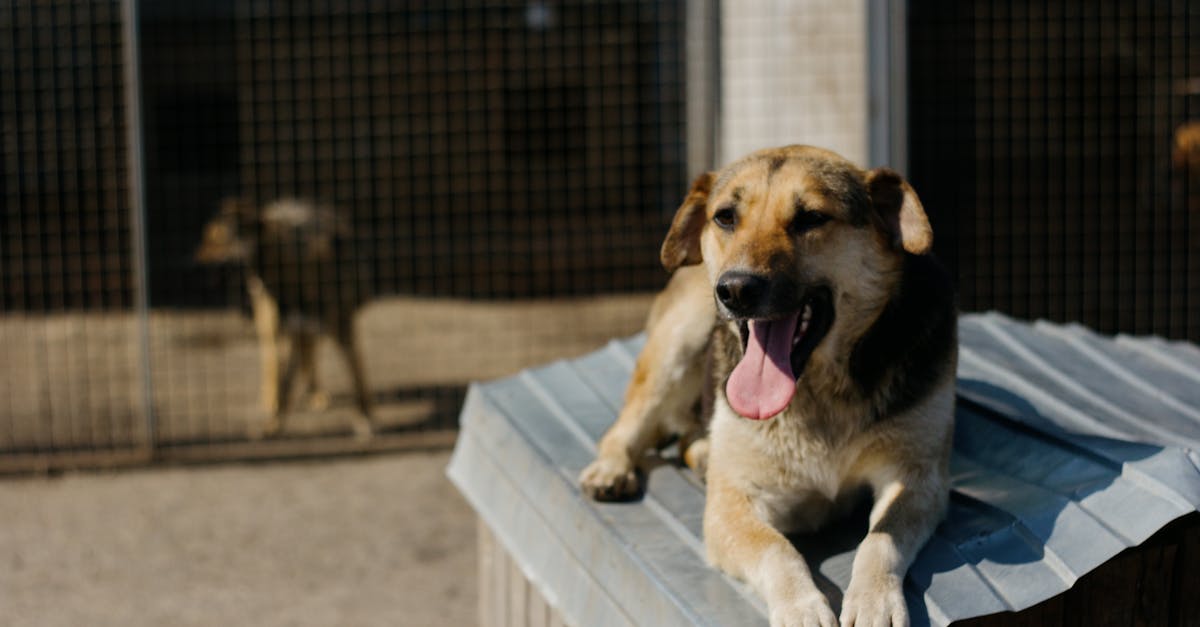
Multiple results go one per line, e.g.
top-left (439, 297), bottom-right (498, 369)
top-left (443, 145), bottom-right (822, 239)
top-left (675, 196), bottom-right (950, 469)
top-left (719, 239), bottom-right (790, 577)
top-left (448, 312), bottom-right (1200, 626)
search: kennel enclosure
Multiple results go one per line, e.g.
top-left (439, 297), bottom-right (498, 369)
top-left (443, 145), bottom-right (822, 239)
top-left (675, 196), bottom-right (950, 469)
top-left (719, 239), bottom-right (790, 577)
top-left (4, 1), bottom-right (1200, 472)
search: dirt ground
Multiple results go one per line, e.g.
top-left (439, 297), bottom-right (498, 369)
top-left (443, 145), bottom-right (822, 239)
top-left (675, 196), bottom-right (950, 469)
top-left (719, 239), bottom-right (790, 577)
top-left (0, 294), bottom-right (653, 450)
top-left (0, 295), bottom-right (655, 624)
top-left (0, 450), bottom-right (476, 627)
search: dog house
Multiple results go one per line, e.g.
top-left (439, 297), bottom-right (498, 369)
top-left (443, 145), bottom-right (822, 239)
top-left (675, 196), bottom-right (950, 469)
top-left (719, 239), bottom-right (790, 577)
top-left (448, 312), bottom-right (1200, 626)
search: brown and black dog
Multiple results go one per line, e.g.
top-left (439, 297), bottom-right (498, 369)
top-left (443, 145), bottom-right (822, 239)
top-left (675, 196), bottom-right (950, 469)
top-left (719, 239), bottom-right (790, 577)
top-left (195, 197), bottom-right (375, 438)
top-left (580, 146), bottom-right (957, 627)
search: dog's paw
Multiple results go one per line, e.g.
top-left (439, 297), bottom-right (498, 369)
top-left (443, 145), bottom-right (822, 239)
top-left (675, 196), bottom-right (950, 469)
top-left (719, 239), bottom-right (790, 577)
top-left (579, 457), bottom-right (640, 501)
top-left (839, 575), bottom-right (908, 627)
top-left (307, 390), bottom-right (330, 412)
top-left (770, 594), bottom-right (838, 627)
top-left (682, 437), bottom-right (710, 481)
top-left (350, 416), bottom-right (374, 441)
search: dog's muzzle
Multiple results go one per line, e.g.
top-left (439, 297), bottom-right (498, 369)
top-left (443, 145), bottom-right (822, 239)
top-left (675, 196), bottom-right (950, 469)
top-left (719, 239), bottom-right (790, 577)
top-left (716, 271), bottom-right (834, 420)
top-left (715, 271), bottom-right (775, 319)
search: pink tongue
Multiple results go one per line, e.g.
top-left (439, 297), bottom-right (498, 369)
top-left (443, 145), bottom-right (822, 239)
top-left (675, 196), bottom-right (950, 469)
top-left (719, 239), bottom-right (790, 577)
top-left (726, 313), bottom-right (800, 420)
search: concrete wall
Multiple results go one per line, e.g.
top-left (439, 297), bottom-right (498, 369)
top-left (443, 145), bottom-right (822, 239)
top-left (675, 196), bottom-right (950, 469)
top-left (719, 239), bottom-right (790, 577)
top-left (720, 0), bottom-right (869, 166)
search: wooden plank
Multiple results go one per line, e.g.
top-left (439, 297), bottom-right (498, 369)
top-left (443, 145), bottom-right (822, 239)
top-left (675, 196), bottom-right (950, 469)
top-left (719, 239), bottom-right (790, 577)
top-left (527, 583), bottom-right (549, 627)
top-left (478, 521), bottom-right (496, 627)
top-left (1132, 542), bottom-right (1176, 627)
top-left (1169, 514), bottom-right (1200, 627)
top-left (1063, 548), bottom-right (1138, 627)
top-left (476, 518), bottom-right (571, 627)
top-left (492, 520), bottom-right (509, 626)
top-left (509, 559), bottom-right (528, 627)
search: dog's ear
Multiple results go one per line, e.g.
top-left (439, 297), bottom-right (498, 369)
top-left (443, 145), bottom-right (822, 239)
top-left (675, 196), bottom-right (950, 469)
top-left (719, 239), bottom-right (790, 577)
top-left (219, 196), bottom-right (260, 232)
top-left (661, 172), bottom-right (714, 272)
top-left (865, 168), bottom-right (933, 255)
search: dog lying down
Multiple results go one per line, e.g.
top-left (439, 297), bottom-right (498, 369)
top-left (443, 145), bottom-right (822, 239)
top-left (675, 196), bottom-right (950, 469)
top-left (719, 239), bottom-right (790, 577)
top-left (580, 145), bottom-right (957, 627)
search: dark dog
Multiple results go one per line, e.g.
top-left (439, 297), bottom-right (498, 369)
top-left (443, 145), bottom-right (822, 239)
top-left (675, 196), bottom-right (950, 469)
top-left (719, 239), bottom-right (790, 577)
top-left (195, 197), bottom-right (374, 438)
top-left (581, 146), bottom-right (957, 626)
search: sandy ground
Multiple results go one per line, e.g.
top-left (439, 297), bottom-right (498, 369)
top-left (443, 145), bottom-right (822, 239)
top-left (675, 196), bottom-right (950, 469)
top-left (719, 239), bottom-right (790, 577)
top-left (0, 295), bottom-right (654, 622)
top-left (0, 450), bottom-right (476, 627)
top-left (0, 294), bottom-right (653, 451)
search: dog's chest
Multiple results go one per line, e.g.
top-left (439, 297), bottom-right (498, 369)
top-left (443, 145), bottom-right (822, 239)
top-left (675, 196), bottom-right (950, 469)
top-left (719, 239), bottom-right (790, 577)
top-left (711, 400), bottom-right (870, 531)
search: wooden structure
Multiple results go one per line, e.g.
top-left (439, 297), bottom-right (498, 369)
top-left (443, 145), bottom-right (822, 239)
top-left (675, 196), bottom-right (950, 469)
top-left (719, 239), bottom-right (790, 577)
top-left (450, 313), bottom-right (1200, 626)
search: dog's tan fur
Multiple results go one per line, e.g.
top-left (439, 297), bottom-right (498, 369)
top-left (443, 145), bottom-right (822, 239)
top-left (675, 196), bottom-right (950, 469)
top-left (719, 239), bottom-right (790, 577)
top-left (196, 198), bottom-right (373, 439)
top-left (580, 146), bottom-right (957, 627)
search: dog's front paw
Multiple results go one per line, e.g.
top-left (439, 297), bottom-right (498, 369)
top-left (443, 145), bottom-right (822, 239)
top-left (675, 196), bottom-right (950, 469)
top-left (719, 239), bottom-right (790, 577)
top-left (248, 416), bottom-right (283, 440)
top-left (839, 575), bottom-right (908, 627)
top-left (770, 594), bottom-right (838, 627)
top-left (682, 436), bottom-right (710, 481)
top-left (350, 416), bottom-right (374, 441)
top-left (579, 457), bottom-right (640, 501)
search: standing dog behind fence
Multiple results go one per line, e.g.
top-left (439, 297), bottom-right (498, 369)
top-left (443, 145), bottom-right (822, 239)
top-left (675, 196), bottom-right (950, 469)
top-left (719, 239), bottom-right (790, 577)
top-left (195, 197), bottom-right (375, 439)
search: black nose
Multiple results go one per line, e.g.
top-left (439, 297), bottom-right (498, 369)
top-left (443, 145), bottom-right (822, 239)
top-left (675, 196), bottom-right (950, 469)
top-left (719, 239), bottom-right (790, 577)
top-left (715, 271), bottom-right (768, 314)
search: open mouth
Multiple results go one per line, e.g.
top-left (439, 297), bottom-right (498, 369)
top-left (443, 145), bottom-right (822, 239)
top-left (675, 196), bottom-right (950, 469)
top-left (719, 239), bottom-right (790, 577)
top-left (726, 288), bottom-right (833, 420)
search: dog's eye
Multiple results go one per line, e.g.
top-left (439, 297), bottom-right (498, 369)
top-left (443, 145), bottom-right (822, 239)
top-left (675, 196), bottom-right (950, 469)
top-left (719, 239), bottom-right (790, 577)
top-left (713, 207), bottom-right (738, 230)
top-left (790, 210), bottom-right (831, 234)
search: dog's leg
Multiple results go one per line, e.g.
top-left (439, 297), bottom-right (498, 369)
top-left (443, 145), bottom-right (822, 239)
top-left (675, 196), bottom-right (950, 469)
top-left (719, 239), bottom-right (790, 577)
top-left (841, 383), bottom-right (954, 627)
top-left (248, 276), bottom-right (283, 437)
top-left (680, 430), bottom-right (710, 480)
top-left (679, 337), bottom-right (722, 481)
top-left (580, 347), bottom-right (705, 499)
top-left (580, 266), bottom-right (713, 500)
top-left (839, 454), bottom-right (949, 627)
top-left (263, 332), bottom-right (305, 437)
top-left (296, 332), bottom-right (329, 411)
top-left (335, 318), bottom-right (374, 439)
top-left (838, 468), bottom-right (946, 627)
top-left (704, 476), bottom-right (838, 627)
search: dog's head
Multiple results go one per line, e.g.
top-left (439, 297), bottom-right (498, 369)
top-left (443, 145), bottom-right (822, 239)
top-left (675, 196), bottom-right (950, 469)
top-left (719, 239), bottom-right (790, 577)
top-left (194, 197), bottom-right (257, 264)
top-left (661, 145), bottom-right (934, 420)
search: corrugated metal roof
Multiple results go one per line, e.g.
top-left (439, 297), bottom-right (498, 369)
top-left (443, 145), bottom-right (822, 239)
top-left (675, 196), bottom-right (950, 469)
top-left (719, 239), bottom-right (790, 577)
top-left (448, 312), bottom-right (1200, 626)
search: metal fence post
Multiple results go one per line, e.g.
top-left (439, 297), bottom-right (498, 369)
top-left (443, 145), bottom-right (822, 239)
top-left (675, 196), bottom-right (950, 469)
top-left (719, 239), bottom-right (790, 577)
top-left (867, 0), bottom-right (908, 173)
top-left (121, 0), bottom-right (156, 456)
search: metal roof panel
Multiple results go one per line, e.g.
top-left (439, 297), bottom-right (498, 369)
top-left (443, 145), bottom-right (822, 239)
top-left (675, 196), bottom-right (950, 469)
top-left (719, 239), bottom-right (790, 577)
top-left (449, 313), bottom-right (1200, 626)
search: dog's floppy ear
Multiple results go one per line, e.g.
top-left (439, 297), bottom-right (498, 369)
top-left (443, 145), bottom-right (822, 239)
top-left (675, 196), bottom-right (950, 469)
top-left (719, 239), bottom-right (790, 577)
top-left (661, 172), bottom-right (714, 272)
top-left (865, 168), bottom-right (933, 255)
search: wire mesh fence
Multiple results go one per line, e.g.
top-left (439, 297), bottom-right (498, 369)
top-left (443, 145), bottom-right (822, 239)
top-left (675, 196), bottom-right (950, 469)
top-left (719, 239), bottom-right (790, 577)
top-left (909, 0), bottom-right (1200, 342)
top-left (5, 0), bottom-right (1200, 471)
top-left (0, 1), bottom-right (149, 463)
top-left (1, 0), bottom-right (688, 469)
